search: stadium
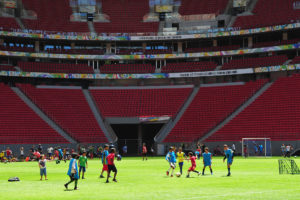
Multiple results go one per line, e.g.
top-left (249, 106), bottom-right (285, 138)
top-left (0, 0), bottom-right (300, 199)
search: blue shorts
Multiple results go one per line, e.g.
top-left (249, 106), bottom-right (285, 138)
top-left (179, 162), bottom-right (184, 167)
top-left (227, 160), bottom-right (233, 165)
top-left (40, 168), bottom-right (47, 176)
top-left (204, 162), bottom-right (211, 166)
top-left (79, 166), bottom-right (86, 172)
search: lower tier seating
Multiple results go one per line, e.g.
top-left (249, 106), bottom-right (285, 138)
top-left (164, 80), bottom-right (267, 142)
top-left (18, 84), bottom-right (108, 143)
top-left (90, 87), bottom-right (193, 117)
top-left (206, 75), bottom-right (300, 141)
top-left (0, 83), bottom-right (67, 144)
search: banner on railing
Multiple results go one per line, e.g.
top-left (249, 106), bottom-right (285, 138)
top-left (169, 68), bottom-right (253, 78)
top-left (3, 0), bottom-right (17, 8)
top-left (254, 64), bottom-right (300, 73)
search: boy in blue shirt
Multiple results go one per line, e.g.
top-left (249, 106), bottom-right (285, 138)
top-left (166, 147), bottom-right (176, 177)
top-left (64, 153), bottom-right (79, 190)
top-left (202, 147), bottom-right (213, 175)
top-left (223, 144), bottom-right (234, 176)
top-left (100, 144), bottom-right (109, 178)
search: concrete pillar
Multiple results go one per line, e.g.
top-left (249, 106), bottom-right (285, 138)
top-left (283, 32), bottom-right (288, 41)
top-left (248, 37), bottom-right (253, 48)
top-left (34, 41), bottom-right (40, 52)
top-left (213, 39), bottom-right (217, 47)
top-left (138, 124), bottom-right (142, 154)
top-left (177, 41), bottom-right (183, 53)
top-left (106, 43), bottom-right (111, 54)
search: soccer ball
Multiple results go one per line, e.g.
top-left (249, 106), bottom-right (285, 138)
top-left (176, 172), bottom-right (181, 177)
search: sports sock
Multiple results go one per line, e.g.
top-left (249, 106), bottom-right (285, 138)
top-left (171, 168), bottom-right (174, 176)
top-left (168, 167), bottom-right (171, 172)
top-left (193, 170), bottom-right (199, 174)
top-left (210, 169), bottom-right (213, 174)
top-left (202, 169), bottom-right (205, 174)
top-left (228, 167), bottom-right (230, 173)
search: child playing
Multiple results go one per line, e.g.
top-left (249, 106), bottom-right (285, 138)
top-left (142, 143), bottom-right (147, 161)
top-left (38, 154), bottom-right (48, 180)
top-left (186, 152), bottom-right (200, 178)
top-left (223, 144), bottom-right (234, 176)
top-left (78, 151), bottom-right (88, 179)
top-left (176, 147), bottom-right (186, 175)
top-left (195, 146), bottom-right (201, 160)
top-left (100, 144), bottom-right (109, 178)
top-left (106, 148), bottom-right (117, 183)
top-left (202, 147), bottom-right (213, 175)
top-left (166, 147), bottom-right (176, 177)
top-left (64, 153), bottom-right (79, 190)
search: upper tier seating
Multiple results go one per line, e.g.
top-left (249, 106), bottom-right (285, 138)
top-left (233, 0), bottom-right (300, 29)
top-left (0, 83), bottom-right (67, 144)
top-left (94, 0), bottom-right (159, 33)
top-left (100, 64), bottom-right (155, 74)
top-left (161, 61), bottom-right (217, 73)
top-left (206, 75), bottom-right (300, 141)
top-left (0, 17), bottom-right (20, 31)
top-left (185, 45), bottom-right (240, 53)
top-left (22, 0), bottom-right (90, 33)
top-left (253, 38), bottom-right (300, 48)
top-left (18, 84), bottom-right (108, 143)
top-left (0, 65), bottom-right (15, 71)
top-left (290, 56), bottom-right (300, 64)
top-left (90, 87), bottom-right (193, 117)
top-left (179, 0), bottom-right (229, 15)
top-left (18, 61), bottom-right (94, 73)
top-left (222, 55), bottom-right (288, 70)
top-left (164, 80), bottom-right (267, 143)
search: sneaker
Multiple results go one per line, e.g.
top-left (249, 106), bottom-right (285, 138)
top-left (227, 173), bottom-right (231, 176)
top-left (166, 171), bottom-right (169, 176)
top-left (170, 175), bottom-right (173, 177)
top-left (74, 187), bottom-right (78, 190)
top-left (211, 173), bottom-right (213, 175)
top-left (64, 184), bottom-right (68, 189)
top-left (202, 173), bottom-right (205, 176)
top-left (82, 177), bottom-right (85, 179)
top-left (186, 175), bottom-right (190, 178)
top-left (100, 175), bottom-right (104, 178)
top-left (198, 172), bottom-right (201, 176)
top-left (113, 179), bottom-right (117, 182)
top-left (106, 180), bottom-right (109, 183)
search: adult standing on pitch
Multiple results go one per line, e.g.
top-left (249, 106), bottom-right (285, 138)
top-left (142, 143), bottom-right (147, 161)
top-left (280, 144), bottom-right (285, 156)
top-left (223, 144), bottom-right (234, 176)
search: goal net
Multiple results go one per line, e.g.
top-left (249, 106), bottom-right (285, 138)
top-left (278, 159), bottom-right (300, 174)
top-left (242, 138), bottom-right (272, 157)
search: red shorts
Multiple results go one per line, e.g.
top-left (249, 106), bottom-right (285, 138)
top-left (188, 165), bottom-right (196, 172)
top-left (102, 164), bottom-right (108, 171)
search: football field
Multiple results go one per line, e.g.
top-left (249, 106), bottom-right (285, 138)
top-left (0, 157), bottom-right (299, 200)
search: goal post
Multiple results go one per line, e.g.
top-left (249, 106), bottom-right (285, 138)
top-left (242, 138), bottom-right (272, 157)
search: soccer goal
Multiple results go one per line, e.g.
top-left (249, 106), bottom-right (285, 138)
top-left (278, 159), bottom-right (300, 174)
top-left (242, 138), bottom-right (272, 157)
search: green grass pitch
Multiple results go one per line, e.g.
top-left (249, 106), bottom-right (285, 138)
top-left (0, 157), bottom-right (299, 200)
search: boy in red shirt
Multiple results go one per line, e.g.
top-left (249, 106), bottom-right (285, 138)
top-left (186, 152), bottom-right (200, 178)
top-left (106, 148), bottom-right (117, 183)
